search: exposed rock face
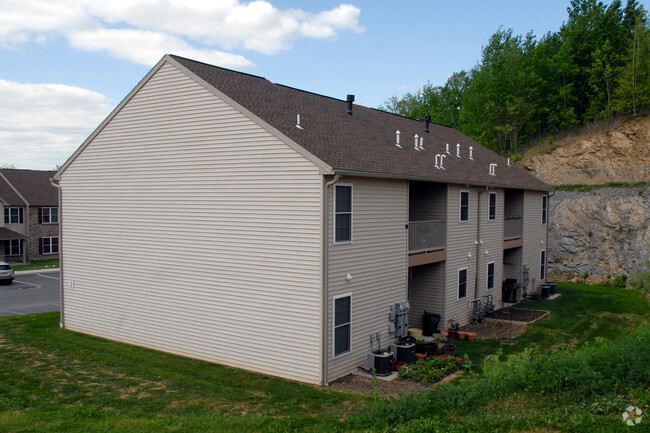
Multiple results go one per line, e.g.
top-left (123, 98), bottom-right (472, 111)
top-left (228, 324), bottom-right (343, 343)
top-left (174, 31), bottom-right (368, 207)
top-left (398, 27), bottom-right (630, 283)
top-left (521, 116), bottom-right (650, 172)
top-left (549, 187), bottom-right (649, 280)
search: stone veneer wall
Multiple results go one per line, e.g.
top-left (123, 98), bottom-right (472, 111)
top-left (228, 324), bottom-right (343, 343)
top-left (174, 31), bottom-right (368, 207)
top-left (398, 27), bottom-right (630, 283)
top-left (26, 207), bottom-right (59, 261)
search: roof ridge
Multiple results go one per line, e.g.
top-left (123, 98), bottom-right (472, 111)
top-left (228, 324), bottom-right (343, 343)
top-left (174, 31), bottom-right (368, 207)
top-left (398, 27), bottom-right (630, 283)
top-left (168, 54), bottom-right (268, 82)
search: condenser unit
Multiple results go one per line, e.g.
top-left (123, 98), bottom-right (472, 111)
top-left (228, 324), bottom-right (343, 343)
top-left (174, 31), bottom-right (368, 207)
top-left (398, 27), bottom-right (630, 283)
top-left (366, 350), bottom-right (394, 376)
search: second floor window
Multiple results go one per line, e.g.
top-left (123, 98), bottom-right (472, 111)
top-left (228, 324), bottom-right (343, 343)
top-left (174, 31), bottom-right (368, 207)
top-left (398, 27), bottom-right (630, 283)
top-left (459, 191), bottom-right (469, 222)
top-left (541, 195), bottom-right (548, 224)
top-left (4, 207), bottom-right (23, 224)
top-left (41, 207), bottom-right (59, 224)
top-left (488, 192), bottom-right (497, 220)
top-left (334, 184), bottom-right (352, 243)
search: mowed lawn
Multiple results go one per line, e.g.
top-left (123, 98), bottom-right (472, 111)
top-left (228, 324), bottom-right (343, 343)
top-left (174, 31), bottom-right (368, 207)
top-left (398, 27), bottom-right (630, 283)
top-left (0, 282), bottom-right (647, 432)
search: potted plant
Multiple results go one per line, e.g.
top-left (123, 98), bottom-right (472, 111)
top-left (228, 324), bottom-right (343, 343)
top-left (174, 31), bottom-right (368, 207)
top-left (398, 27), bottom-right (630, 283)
top-left (466, 331), bottom-right (477, 341)
top-left (447, 318), bottom-right (460, 339)
top-left (457, 330), bottom-right (467, 340)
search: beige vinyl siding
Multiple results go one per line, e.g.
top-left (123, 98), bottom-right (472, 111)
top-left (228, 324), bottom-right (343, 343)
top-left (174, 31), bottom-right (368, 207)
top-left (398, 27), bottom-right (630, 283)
top-left (444, 185), bottom-right (479, 326)
top-left (408, 261), bottom-right (445, 330)
top-left (522, 191), bottom-right (548, 289)
top-left (503, 247), bottom-right (523, 282)
top-left (479, 189), bottom-right (503, 304)
top-left (327, 177), bottom-right (408, 382)
top-left (60, 62), bottom-right (324, 384)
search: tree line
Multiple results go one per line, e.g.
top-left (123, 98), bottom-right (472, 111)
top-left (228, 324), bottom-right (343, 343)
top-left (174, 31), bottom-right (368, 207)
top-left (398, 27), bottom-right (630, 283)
top-left (381, 0), bottom-right (649, 155)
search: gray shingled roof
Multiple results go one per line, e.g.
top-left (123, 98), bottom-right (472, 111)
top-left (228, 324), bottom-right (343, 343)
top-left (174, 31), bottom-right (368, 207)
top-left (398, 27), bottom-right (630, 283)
top-left (0, 169), bottom-right (58, 206)
top-left (170, 55), bottom-right (552, 192)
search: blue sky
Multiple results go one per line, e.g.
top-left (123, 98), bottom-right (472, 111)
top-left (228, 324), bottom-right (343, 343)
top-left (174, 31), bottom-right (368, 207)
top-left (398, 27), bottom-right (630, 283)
top-left (0, 0), bottom-right (627, 169)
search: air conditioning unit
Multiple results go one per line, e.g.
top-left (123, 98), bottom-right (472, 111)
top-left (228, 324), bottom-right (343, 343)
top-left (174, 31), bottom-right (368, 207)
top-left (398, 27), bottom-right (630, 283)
top-left (366, 350), bottom-right (394, 376)
top-left (390, 342), bottom-right (415, 365)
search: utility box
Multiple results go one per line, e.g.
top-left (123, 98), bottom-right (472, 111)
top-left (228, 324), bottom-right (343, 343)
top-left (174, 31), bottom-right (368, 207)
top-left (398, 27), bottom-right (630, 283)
top-left (390, 301), bottom-right (410, 338)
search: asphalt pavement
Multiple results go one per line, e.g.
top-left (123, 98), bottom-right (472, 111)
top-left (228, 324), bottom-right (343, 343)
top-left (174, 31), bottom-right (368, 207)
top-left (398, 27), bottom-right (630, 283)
top-left (0, 271), bottom-right (60, 317)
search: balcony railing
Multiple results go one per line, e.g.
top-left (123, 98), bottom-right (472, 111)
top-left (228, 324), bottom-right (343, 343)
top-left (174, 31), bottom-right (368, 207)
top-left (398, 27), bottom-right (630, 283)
top-left (409, 220), bottom-right (445, 253)
top-left (504, 216), bottom-right (523, 239)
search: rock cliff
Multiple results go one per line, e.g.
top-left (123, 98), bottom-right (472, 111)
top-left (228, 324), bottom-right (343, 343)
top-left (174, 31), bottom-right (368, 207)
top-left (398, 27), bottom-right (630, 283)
top-left (521, 115), bottom-right (650, 172)
top-left (549, 186), bottom-right (649, 282)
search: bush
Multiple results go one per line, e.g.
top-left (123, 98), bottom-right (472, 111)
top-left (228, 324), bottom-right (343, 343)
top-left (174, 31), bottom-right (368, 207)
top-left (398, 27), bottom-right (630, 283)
top-left (613, 275), bottom-right (628, 288)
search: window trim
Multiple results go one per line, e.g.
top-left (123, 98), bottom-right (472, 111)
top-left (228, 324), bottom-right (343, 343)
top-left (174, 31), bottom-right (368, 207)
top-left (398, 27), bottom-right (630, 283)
top-left (41, 236), bottom-right (59, 255)
top-left (4, 207), bottom-right (23, 224)
top-left (486, 261), bottom-right (495, 291)
top-left (457, 267), bottom-right (468, 300)
top-left (540, 249), bottom-right (546, 281)
top-left (541, 195), bottom-right (548, 225)
top-left (41, 207), bottom-right (59, 224)
top-left (333, 293), bottom-right (352, 358)
top-left (459, 190), bottom-right (470, 223)
top-left (333, 183), bottom-right (353, 244)
top-left (4, 239), bottom-right (21, 256)
top-left (488, 192), bottom-right (497, 221)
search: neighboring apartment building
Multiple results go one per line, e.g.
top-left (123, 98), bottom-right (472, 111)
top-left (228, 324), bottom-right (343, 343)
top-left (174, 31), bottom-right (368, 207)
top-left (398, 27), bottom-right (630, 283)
top-left (0, 169), bottom-right (59, 263)
top-left (55, 55), bottom-right (552, 385)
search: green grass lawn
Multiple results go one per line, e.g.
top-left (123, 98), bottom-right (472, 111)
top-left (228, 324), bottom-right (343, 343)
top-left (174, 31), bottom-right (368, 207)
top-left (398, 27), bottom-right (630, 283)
top-left (11, 259), bottom-right (59, 272)
top-left (0, 282), bottom-right (647, 432)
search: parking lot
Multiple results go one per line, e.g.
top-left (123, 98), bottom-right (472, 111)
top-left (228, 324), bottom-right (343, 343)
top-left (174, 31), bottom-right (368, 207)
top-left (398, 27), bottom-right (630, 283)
top-left (0, 271), bottom-right (60, 317)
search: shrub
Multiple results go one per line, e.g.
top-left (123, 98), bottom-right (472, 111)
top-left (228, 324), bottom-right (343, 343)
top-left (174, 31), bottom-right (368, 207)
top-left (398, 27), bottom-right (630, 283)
top-left (613, 275), bottom-right (627, 288)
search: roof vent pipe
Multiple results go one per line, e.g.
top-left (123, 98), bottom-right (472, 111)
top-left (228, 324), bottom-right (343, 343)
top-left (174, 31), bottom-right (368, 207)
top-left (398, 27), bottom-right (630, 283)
top-left (440, 154), bottom-right (446, 169)
top-left (445, 143), bottom-right (450, 154)
top-left (419, 136), bottom-right (424, 150)
top-left (396, 130), bottom-right (402, 148)
top-left (346, 94), bottom-right (355, 115)
top-left (435, 154), bottom-right (440, 168)
top-left (414, 134), bottom-right (420, 151)
top-left (489, 163), bottom-right (497, 176)
top-left (456, 143), bottom-right (461, 158)
top-left (469, 146), bottom-right (473, 160)
top-left (296, 114), bottom-right (304, 130)
top-left (507, 158), bottom-right (510, 166)
top-left (424, 114), bottom-right (431, 133)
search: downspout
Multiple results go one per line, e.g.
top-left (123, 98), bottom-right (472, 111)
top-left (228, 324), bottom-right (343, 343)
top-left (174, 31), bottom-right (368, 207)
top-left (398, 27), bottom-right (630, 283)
top-left (321, 173), bottom-right (339, 386)
top-left (50, 178), bottom-right (64, 329)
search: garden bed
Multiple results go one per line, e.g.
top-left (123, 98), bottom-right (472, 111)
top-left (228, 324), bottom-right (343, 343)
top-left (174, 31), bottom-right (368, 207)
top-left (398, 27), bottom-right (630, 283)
top-left (486, 307), bottom-right (550, 324)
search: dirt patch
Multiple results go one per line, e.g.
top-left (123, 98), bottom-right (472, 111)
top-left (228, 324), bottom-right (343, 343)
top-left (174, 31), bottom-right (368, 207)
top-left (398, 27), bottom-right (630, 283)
top-left (488, 308), bottom-right (550, 323)
top-left (330, 373), bottom-right (430, 397)
top-left (460, 320), bottom-right (528, 340)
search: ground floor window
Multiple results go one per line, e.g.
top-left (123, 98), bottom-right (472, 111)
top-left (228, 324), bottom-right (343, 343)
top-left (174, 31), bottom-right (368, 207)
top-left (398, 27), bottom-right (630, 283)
top-left (458, 268), bottom-right (468, 299)
top-left (4, 239), bottom-right (21, 256)
top-left (333, 294), bottom-right (351, 357)
top-left (41, 236), bottom-right (59, 254)
top-left (487, 262), bottom-right (495, 290)
top-left (540, 250), bottom-right (546, 280)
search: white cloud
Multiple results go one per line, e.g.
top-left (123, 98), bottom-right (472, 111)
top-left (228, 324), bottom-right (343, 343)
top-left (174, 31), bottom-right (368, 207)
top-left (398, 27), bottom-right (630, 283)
top-left (67, 28), bottom-right (254, 68)
top-left (0, 0), bottom-right (363, 65)
top-left (0, 79), bottom-right (112, 169)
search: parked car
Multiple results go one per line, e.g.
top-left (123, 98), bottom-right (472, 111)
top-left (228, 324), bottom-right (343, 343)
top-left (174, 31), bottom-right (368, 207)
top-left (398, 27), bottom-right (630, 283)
top-left (0, 262), bottom-right (14, 284)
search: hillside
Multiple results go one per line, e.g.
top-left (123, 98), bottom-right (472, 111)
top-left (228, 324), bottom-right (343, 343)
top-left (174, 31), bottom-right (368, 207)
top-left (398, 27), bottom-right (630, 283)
top-left (519, 115), bottom-right (650, 174)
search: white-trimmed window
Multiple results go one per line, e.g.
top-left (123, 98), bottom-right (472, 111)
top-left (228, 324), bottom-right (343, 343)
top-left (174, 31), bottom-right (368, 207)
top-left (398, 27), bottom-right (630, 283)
top-left (541, 195), bottom-right (548, 224)
top-left (333, 294), bottom-right (351, 357)
top-left (41, 236), bottom-right (59, 255)
top-left (459, 190), bottom-right (469, 222)
top-left (540, 250), bottom-right (546, 280)
top-left (4, 239), bottom-right (21, 256)
top-left (458, 268), bottom-right (468, 299)
top-left (487, 261), bottom-right (495, 290)
top-left (4, 207), bottom-right (23, 224)
top-left (334, 184), bottom-right (352, 243)
top-left (40, 207), bottom-right (59, 224)
top-left (488, 192), bottom-right (497, 221)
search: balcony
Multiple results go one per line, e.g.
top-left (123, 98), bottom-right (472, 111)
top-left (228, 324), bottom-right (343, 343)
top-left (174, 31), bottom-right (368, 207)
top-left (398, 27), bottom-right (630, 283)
top-left (504, 216), bottom-right (523, 239)
top-left (408, 220), bottom-right (446, 266)
top-left (409, 220), bottom-right (445, 253)
top-left (504, 216), bottom-right (523, 249)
